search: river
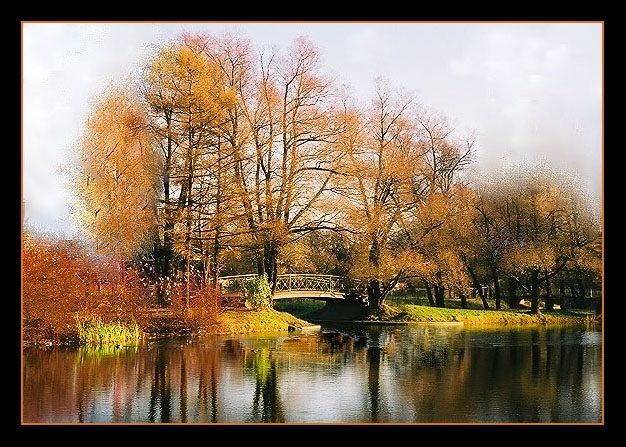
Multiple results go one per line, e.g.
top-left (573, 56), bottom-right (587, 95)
top-left (23, 324), bottom-right (602, 423)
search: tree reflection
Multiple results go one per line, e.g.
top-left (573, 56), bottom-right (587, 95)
top-left (367, 346), bottom-right (382, 422)
top-left (148, 345), bottom-right (171, 422)
top-left (246, 347), bottom-right (284, 423)
top-left (386, 327), bottom-right (599, 422)
top-left (22, 327), bottom-right (602, 423)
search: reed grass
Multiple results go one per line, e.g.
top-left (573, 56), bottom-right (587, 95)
top-left (75, 315), bottom-right (141, 346)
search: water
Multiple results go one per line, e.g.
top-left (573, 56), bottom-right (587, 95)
top-left (23, 324), bottom-right (602, 423)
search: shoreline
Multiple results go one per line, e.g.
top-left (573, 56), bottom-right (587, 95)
top-left (293, 302), bottom-right (600, 328)
top-left (23, 308), bottom-right (319, 348)
top-left (23, 304), bottom-right (600, 348)
top-left (309, 319), bottom-right (465, 326)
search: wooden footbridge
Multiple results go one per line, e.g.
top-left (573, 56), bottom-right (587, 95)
top-left (218, 273), bottom-right (363, 302)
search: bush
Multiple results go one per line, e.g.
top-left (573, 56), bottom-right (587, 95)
top-left (244, 274), bottom-right (272, 310)
top-left (22, 231), bottom-right (151, 345)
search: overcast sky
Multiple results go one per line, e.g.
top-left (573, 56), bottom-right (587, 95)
top-left (22, 22), bottom-right (603, 237)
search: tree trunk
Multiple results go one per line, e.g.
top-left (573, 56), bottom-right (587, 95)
top-left (424, 281), bottom-right (436, 307)
top-left (433, 272), bottom-right (445, 307)
top-left (575, 266), bottom-right (587, 307)
top-left (153, 235), bottom-right (166, 306)
top-left (158, 114), bottom-right (175, 306)
top-left (184, 137), bottom-right (194, 310)
top-left (367, 279), bottom-right (382, 310)
top-left (459, 291), bottom-right (468, 309)
top-left (163, 221), bottom-right (174, 274)
top-left (558, 274), bottom-right (569, 312)
top-left (185, 244), bottom-right (190, 310)
top-left (491, 265), bottom-right (502, 310)
top-left (468, 265), bottom-right (489, 310)
top-left (210, 233), bottom-right (219, 288)
top-left (366, 238), bottom-right (384, 310)
top-left (507, 277), bottom-right (519, 309)
top-left (261, 242), bottom-right (279, 294)
top-left (477, 287), bottom-right (489, 310)
top-left (530, 270), bottom-right (540, 314)
top-left (210, 140), bottom-right (223, 289)
top-left (545, 278), bottom-right (554, 312)
top-left (184, 186), bottom-right (192, 310)
top-left (434, 285), bottom-right (445, 308)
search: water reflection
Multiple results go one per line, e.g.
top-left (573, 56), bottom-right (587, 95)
top-left (367, 346), bottom-right (382, 422)
top-left (247, 346), bottom-right (284, 422)
top-left (23, 326), bottom-right (602, 423)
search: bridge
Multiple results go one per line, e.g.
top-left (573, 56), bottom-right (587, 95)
top-left (218, 273), bottom-right (363, 301)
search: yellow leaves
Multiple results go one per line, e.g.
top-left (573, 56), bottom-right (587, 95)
top-left (74, 87), bottom-right (156, 259)
top-left (332, 84), bottom-right (481, 288)
top-left (222, 86), bottom-right (238, 109)
top-left (70, 33), bottom-right (600, 302)
top-left (144, 41), bottom-right (234, 130)
top-left (278, 239), bottom-right (315, 273)
top-left (503, 244), bottom-right (557, 274)
top-left (394, 249), bottom-right (428, 275)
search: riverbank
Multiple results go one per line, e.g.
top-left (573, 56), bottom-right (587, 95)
top-left (24, 308), bottom-right (316, 347)
top-left (366, 304), bottom-right (599, 326)
top-left (274, 298), bottom-right (599, 327)
top-left (143, 307), bottom-right (315, 337)
top-left (23, 302), bottom-right (599, 347)
top-left (213, 308), bottom-right (315, 335)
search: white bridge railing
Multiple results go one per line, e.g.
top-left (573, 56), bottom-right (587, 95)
top-left (218, 273), bottom-right (345, 294)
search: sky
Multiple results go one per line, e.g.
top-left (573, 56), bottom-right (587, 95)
top-left (22, 22), bottom-right (603, 237)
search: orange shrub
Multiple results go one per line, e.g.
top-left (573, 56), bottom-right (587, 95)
top-left (165, 269), bottom-right (222, 334)
top-left (22, 231), bottom-right (152, 344)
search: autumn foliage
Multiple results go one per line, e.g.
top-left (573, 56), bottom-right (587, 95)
top-left (22, 231), bottom-right (152, 344)
top-left (56, 31), bottom-right (602, 318)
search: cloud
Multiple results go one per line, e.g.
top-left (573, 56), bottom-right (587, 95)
top-left (446, 24), bottom-right (602, 211)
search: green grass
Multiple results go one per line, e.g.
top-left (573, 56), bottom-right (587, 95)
top-left (75, 316), bottom-right (141, 346)
top-left (369, 303), bottom-right (597, 326)
top-left (215, 308), bottom-right (314, 335)
top-left (386, 294), bottom-right (513, 310)
top-left (134, 305), bottom-right (316, 338)
top-left (270, 296), bottom-right (596, 327)
top-left (273, 298), bottom-right (326, 318)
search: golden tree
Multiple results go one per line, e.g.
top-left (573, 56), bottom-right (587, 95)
top-left (198, 35), bottom-right (345, 290)
top-left (485, 169), bottom-right (600, 314)
top-left (73, 87), bottom-right (157, 259)
top-left (142, 38), bottom-right (236, 305)
top-left (338, 81), bottom-right (474, 309)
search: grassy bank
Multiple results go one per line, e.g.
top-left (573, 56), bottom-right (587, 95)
top-left (132, 307), bottom-right (315, 338)
top-left (385, 294), bottom-right (512, 310)
top-left (25, 308), bottom-right (315, 347)
top-left (24, 298), bottom-right (598, 347)
top-left (213, 308), bottom-right (314, 335)
top-left (273, 298), bottom-right (597, 326)
top-left (369, 303), bottom-right (598, 326)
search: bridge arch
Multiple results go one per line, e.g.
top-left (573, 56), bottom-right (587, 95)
top-left (218, 273), bottom-right (360, 301)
